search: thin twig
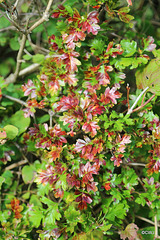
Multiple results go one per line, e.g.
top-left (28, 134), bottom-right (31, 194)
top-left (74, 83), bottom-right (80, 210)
top-left (126, 83), bottom-right (130, 110)
top-left (0, 25), bottom-right (16, 32)
top-left (136, 215), bottom-right (160, 227)
top-left (14, 34), bottom-right (27, 80)
top-left (137, 177), bottom-right (147, 192)
top-left (127, 163), bottom-right (146, 167)
top-left (19, 63), bottom-right (40, 77)
top-left (14, 0), bottom-right (20, 8)
top-left (151, 20), bottom-right (160, 26)
top-left (5, 159), bottom-right (28, 170)
top-left (132, 93), bottom-right (156, 113)
top-left (27, 0), bottom-right (54, 33)
top-left (2, 94), bottom-right (27, 106)
top-left (154, 215), bottom-right (160, 239)
top-left (126, 87), bottom-right (149, 115)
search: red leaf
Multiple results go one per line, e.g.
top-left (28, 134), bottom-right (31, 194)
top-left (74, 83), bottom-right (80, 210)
top-left (78, 162), bottom-right (99, 183)
top-left (111, 154), bottom-right (124, 167)
top-left (56, 95), bottom-right (79, 112)
top-left (10, 199), bottom-right (23, 219)
top-left (67, 174), bottom-right (81, 188)
top-left (104, 182), bottom-right (111, 191)
top-left (81, 11), bottom-right (100, 35)
top-left (101, 84), bottom-right (121, 105)
top-left (82, 121), bottom-right (100, 137)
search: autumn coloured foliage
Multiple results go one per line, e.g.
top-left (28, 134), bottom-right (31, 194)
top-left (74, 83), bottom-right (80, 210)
top-left (0, 0), bottom-right (160, 239)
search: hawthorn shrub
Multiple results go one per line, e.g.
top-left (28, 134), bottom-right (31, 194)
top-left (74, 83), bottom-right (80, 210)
top-left (0, 0), bottom-right (160, 239)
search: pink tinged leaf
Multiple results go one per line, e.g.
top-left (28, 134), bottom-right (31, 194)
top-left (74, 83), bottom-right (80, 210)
top-left (80, 97), bottom-right (91, 110)
top-left (48, 80), bottom-right (60, 95)
top-left (120, 135), bottom-right (131, 145)
top-left (74, 137), bottom-right (91, 153)
top-left (126, 0), bottom-right (132, 6)
top-left (36, 165), bottom-right (56, 185)
top-left (23, 107), bottom-right (35, 118)
top-left (87, 11), bottom-right (99, 19)
top-left (22, 79), bottom-right (37, 98)
top-left (56, 95), bottom-right (79, 112)
top-left (111, 154), bottom-right (123, 167)
top-left (69, 56), bottom-right (81, 72)
top-left (82, 121), bottom-right (100, 137)
top-left (82, 11), bottom-right (100, 35)
top-left (146, 36), bottom-right (156, 51)
top-left (67, 174), bottom-right (80, 188)
top-left (75, 139), bottom-right (87, 152)
top-left (54, 188), bottom-right (64, 198)
top-left (0, 130), bottom-right (7, 139)
top-left (101, 86), bottom-right (121, 104)
top-left (86, 181), bottom-right (98, 192)
top-left (63, 30), bottom-right (85, 43)
top-left (67, 41), bottom-right (76, 50)
top-left (119, 223), bottom-right (139, 240)
top-left (82, 193), bottom-right (92, 204)
top-left (64, 74), bottom-right (78, 86)
top-left (96, 72), bottom-right (110, 86)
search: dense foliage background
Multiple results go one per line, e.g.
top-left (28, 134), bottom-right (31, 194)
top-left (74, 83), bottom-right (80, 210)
top-left (0, 0), bottom-right (160, 239)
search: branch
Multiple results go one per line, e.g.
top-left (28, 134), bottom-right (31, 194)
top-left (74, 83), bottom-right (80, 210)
top-left (27, 0), bottom-right (54, 34)
top-left (136, 215), bottom-right (160, 227)
top-left (5, 159), bottom-right (28, 171)
top-left (126, 87), bottom-right (149, 115)
top-left (2, 94), bottom-right (27, 106)
top-left (132, 93), bottom-right (156, 113)
top-left (14, 34), bottom-right (27, 79)
top-left (126, 83), bottom-right (130, 110)
top-left (5, 30), bottom-right (28, 84)
top-left (154, 215), bottom-right (160, 239)
top-left (127, 163), bottom-right (146, 167)
top-left (19, 63), bottom-right (40, 77)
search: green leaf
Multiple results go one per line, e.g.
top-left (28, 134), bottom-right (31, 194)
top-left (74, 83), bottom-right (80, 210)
top-left (41, 196), bottom-right (55, 207)
top-left (136, 58), bottom-right (160, 95)
top-left (115, 58), bottom-right (133, 69)
top-left (9, 38), bottom-right (20, 51)
top-left (135, 195), bottom-right (146, 206)
top-left (22, 192), bottom-right (30, 199)
top-left (23, 54), bottom-right (32, 61)
top-left (100, 224), bottom-right (112, 232)
top-left (121, 39), bottom-right (137, 57)
top-left (9, 110), bottom-right (30, 135)
top-left (29, 206), bottom-right (43, 228)
top-left (44, 203), bottom-right (61, 225)
top-left (21, 2), bottom-right (30, 12)
top-left (29, 194), bottom-right (42, 207)
top-left (55, 174), bottom-right (67, 191)
top-left (37, 182), bottom-right (50, 196)
top-left (64, 204), bottom-right (80, 222)
top-left (113, 121), bottom-right (124, 131)
top-left (1, 170), bottom-right (13, 188)
top-left (32, 54), bottom-right (45, 64)
top-left (37, 114), bottom-right (50, 124)
top-left (4, 125), bottom-right (18, 139)
top-left (22, 165), bottom-right (35, 183)
top-left (90, 39), bottom-right (105, 55)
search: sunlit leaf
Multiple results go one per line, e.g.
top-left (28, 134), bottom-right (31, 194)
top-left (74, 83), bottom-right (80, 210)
top-left (136, 58), bottom-right (160, 95)
top-left (4, 125), bottom-right (18, 139)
